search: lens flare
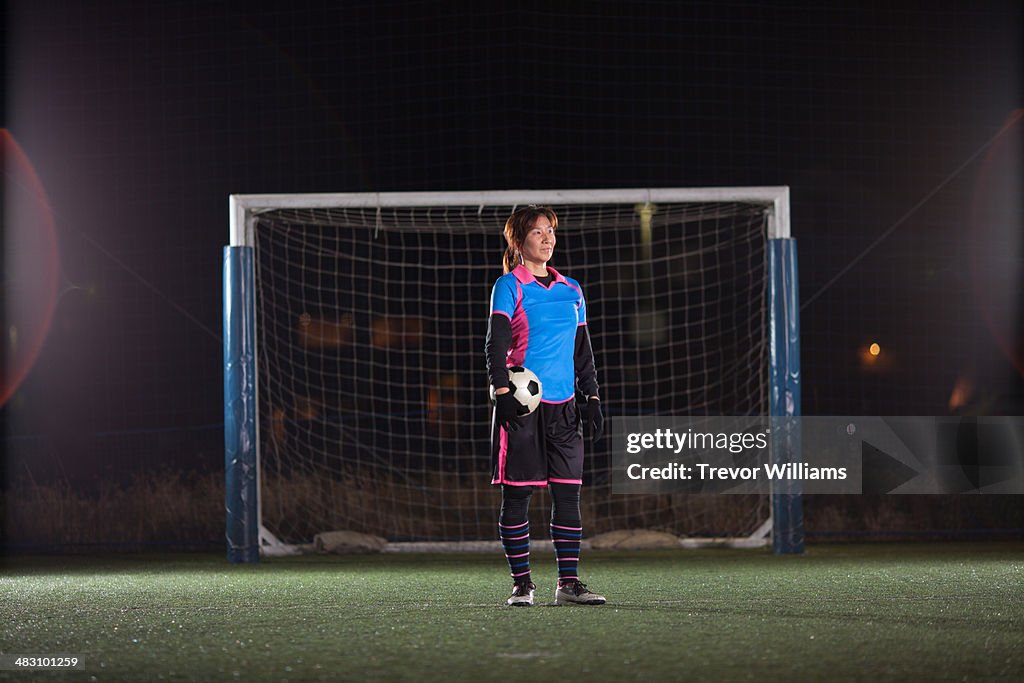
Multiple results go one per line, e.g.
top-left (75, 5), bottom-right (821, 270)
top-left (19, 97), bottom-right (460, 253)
top-left (969, 110), bottom-right (1023, 378)
top-left (2, 129), bottom-right (60, 406)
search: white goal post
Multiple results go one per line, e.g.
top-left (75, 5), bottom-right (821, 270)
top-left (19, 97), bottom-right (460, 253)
top-left (223, 188), bottom-right (801, 560)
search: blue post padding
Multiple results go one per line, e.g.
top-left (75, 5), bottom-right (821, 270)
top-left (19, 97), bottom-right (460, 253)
top-left (224, 246), bottom-right (260, 563)
top-left (768, 239), bottom-right (804, 555)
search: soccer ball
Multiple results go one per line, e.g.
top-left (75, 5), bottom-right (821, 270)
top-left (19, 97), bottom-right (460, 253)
top-left (490, 366), bottom-right (543, 415)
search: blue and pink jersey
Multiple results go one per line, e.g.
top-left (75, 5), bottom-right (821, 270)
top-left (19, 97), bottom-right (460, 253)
top-left (489, 264), bottom-right (587, 403)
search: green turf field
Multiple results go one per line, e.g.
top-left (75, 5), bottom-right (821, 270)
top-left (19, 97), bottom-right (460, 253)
top-left (1, 543), bottom-right (1022, 681)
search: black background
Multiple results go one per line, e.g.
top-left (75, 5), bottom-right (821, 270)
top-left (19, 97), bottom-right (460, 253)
top-left (3, 1), bottom-right (1022, 500)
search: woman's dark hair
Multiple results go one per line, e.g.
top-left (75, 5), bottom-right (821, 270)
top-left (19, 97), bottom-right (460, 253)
top-left (502, 205), bottom-right (558, 274)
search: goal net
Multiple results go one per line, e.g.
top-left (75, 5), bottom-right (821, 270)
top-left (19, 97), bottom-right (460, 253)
top-left (229, 189), bottom-right (791, 548)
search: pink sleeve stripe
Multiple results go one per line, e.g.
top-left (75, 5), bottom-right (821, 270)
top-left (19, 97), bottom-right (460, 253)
top-left (577, 321), bottom-right (587, 326)
top-left (548, 477), bottom-right (583, 485)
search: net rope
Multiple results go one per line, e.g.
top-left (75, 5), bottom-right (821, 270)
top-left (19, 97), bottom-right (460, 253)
top-left (253, 201), bottom-right (770, 542)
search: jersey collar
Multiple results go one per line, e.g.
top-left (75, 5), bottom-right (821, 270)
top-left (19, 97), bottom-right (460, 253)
top-left (512, 264), bottom-right (568, 286)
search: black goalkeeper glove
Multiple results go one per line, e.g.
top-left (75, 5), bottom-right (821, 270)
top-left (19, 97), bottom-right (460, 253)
top-left (494, 391), bottom-right (524, 432)
top-left (583, 397), bottom-right (604, 443)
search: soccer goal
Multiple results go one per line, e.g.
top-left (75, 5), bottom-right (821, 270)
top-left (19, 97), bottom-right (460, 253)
top-left (223, 188), bottom-right (801, 560)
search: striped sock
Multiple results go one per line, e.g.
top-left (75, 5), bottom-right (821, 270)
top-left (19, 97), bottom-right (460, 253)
top-left (550, 523), bottom-right (582, 586)
top-left (499, 520), bottom-right (531, 583)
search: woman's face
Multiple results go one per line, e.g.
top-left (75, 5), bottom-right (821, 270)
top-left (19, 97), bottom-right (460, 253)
top-left (520, 215), bottom-right (556, 266)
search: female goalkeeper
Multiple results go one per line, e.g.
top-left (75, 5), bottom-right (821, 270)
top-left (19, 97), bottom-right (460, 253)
top-left (485, 205), bottom-right (606, 607)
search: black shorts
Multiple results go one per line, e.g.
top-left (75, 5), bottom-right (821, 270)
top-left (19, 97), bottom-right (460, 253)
top-left (490, 400), bottom-right (584, 487)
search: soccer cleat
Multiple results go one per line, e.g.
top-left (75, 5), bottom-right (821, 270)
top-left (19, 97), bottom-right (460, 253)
top-left (507, 581), bottom-right (536, 606)
top-left (555, 581), bottom-right (606, 605)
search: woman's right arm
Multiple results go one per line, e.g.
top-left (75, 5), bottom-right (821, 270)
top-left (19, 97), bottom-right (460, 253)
top-left (485, 313), bottom-right (512, 395)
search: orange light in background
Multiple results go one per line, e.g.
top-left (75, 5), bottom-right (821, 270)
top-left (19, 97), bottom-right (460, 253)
top-left (948, 375), bottom-right (974, 413)
top-left (859, 340), bottom-right (891, 372)
top-left (371, 316), bottom-right (425, 349)
top-left (297, 312), bottom-right (354, 349)
top-left (427, 374), bottom-right (461, 439)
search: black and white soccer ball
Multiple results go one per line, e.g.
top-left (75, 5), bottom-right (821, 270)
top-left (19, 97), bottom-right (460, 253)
top-left (490, 366), bottom-right (543, 415)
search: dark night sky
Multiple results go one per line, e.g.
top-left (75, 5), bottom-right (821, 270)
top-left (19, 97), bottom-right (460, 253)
top-left (3, 1), bottom-right (1022, 485)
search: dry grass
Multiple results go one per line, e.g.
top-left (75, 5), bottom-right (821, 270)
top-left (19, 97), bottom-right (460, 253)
top-left (3, 470), bottom-right (1020, 546)
top-left (4, 470), bottom-right (223, 547)
top-left (259, 469), bottom-right (773, 542)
